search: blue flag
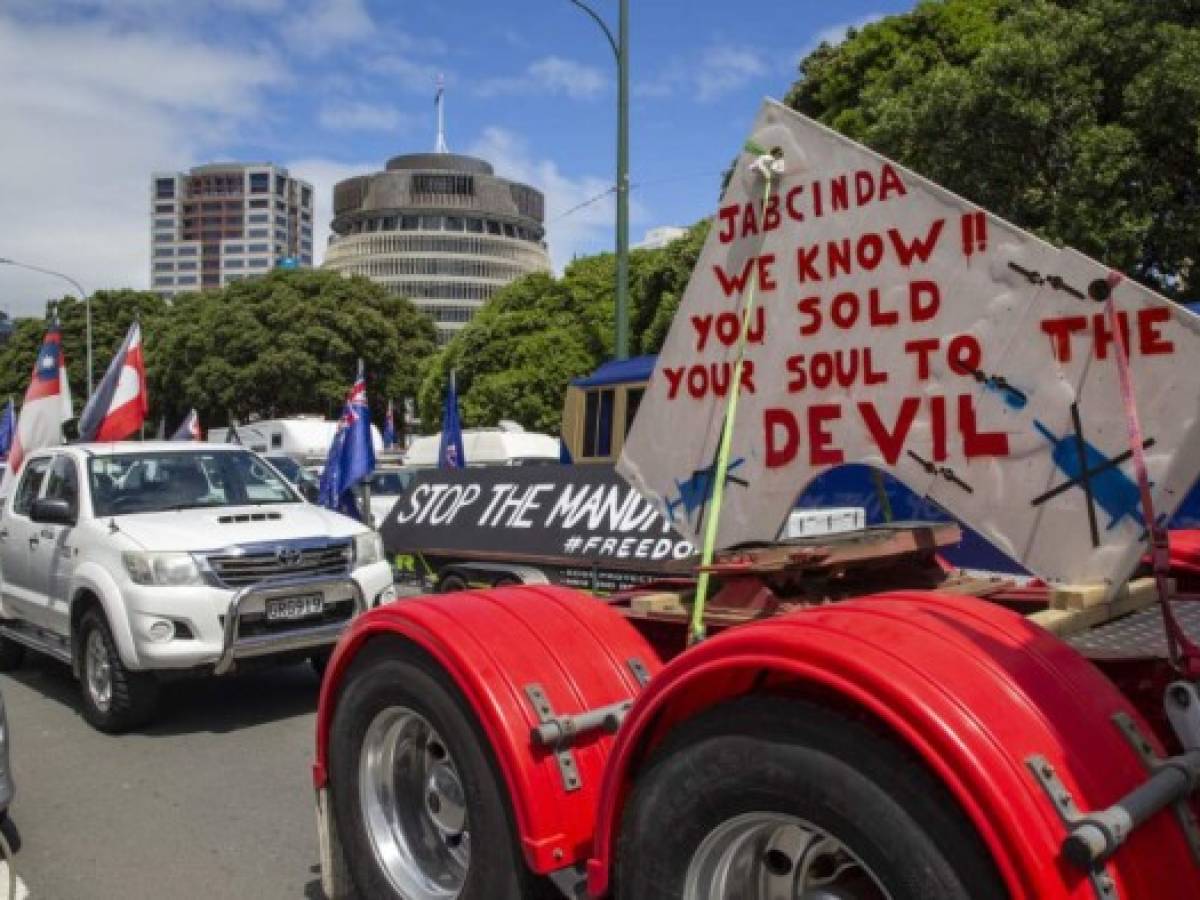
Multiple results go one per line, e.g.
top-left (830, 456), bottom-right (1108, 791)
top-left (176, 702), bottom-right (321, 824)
top-left (439, 372), bottom-right (465, 469)
top-left (320, 363), bottom-right (377, 519)
top-left (0, 398), bottom-right (14, 458)
top-left (383, 399), bottom-right (396, 449)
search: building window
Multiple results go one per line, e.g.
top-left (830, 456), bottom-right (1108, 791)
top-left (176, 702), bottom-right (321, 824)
top-left (503, 224), bottom-right (516, 237)
top-left (177, 275), bottom-right (197, 285)
top-left (225, 274), bottom-right (243, 283)
top-left (301, 209), bottom-right (312, 222)
top-left (466, 218), bottom-right (484, 233)
top-left (248, 258), bottom-right (269, 268)
top-left (420, 216), bottom-right (442, 231)
top-left (153, 233), bottom-right (173, 243)
top-left (400, 215), bottom-right (419, 231)
top-left (300, 254), bottom-right (313, 265)
top-left (153, 262), bottom-right (174, 272)
top-left (153, 218), bottom-right (174, 229)
top-left (275, 174), bottom-right (286, 195)
top-left (248, 228), bottom-right (268, 238)
top-left (177, 261), bottom-right (197, 271)
top-left (153, 248), bottom-right (174, 258)
top-left (486, 220), bottom-right (502, 235)
top-left (300, 239), bottom-right (313, 251)
top-left (154, 203), bottom-right (175, 214)
top-left (582, 388), bottom-right (615, 458)
top-left (301, 186), bottom-right (311, 207)
top-left (178, 246), bottom-right (197, 256)
top-left (412, 174), bottom-right (474, 196)
top-left (225, 258), bottom-right (244, 269)
top-left (247, 243), bottom-right (268, 253)
top-left (249, 198), bottom-right (269, 208)
top-left (224, 244), bottom-right (244, 254)
top-left (249, 172), bottom-right (269, 193)
top-left (444, 216), bottom-right (465, 232)
top-left (155, 178), bottom-right (175, 199)
top-left (248, 213), bottom-right (268, 224)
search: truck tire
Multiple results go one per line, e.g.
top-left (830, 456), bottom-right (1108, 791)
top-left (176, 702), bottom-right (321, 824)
top-left (436, 573), bottom-right (469, 594)
top-left (77, 609), bottom-right (160, 734)
top-left (0, 635), bottom-right (24, 672)
top-left (616, 697), bottom-right (1005, 900)
top-left (328, 644), bottom-right (535, 900)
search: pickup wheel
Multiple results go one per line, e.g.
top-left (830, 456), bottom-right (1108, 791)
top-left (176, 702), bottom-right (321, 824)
top-left (0, 636), bottom-right (24, 672)
top-left (616, 697), bottom-right (1005, 900)
top-left (77, 609), bottom-right (160, 734)
top-left (329, 645), bottom-right (534, 900)
top-left (436, 573), bottom-right (469, 594)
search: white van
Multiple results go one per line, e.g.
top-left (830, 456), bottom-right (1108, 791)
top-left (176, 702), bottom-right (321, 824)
top-left (208, 417), bottom-right (384, 463)
top-left (404, 427), bottom-right (561, 468)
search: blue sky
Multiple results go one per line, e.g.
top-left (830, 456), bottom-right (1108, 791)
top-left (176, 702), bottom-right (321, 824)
top-left (0, 0), bottom-right (913, 315)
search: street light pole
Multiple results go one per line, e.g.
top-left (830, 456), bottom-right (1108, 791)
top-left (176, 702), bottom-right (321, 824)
top-left (0, 258), bottom-right (92, 396)
top-left (568, 0), bottom-right (630, 360)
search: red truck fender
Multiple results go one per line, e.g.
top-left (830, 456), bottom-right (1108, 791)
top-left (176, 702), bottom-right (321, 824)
top-left (313, 585), bottom-right (661, 875)
top-left (586, 591), bottom-right (1200, 899)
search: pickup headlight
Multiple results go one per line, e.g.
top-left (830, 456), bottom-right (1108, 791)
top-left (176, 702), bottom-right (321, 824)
top-left (123, 552), bottom-right (204, 586)
top-left (353, 532), bottom-right (385, 569)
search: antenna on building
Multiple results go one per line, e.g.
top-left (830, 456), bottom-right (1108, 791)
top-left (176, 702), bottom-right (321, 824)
top-left (434, 74), bottom-right (449, 154)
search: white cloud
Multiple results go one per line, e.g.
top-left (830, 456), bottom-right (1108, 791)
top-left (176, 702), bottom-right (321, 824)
top-left (476, 56), bottom-right (607, 100)
top-left (636, 44), bottom-right (767, 103)
top-left (0, 15), bottom-right (286, 316)
top-left (796, 13), bottom-right (886, 62)
top-left (371, 55), bottom-right (445, 95)
top-left (317, 100), bottom-right (409, 132)
top-left (466, 127), bottom-right (647, 273)
top-left (281, 0), bottom-right (373, 58)
top-left (284, 158), bottom-right (375, 265)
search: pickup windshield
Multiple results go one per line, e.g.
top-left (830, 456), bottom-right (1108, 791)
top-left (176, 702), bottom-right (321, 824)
top-left (89, 449), bottom-right (300, 516)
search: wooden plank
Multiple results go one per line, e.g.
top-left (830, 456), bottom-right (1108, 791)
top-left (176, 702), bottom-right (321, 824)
top-left (1030, 577), bottom-right (1163, 636)
top-left (629, 592), bottom-right (687, 614)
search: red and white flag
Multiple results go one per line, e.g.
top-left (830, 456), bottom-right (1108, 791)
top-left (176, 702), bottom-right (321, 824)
top-left (3, 321), bottom-right (73, 486)
top-left (78, 321), bottom-right (148, 442)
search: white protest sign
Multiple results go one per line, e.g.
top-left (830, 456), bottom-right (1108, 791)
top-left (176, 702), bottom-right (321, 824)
top-left (618, 99), bottom-right (1200, 592)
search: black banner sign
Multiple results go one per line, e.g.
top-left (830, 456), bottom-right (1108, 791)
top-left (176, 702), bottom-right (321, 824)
top-left (379, 465), bottom-right (696, 589)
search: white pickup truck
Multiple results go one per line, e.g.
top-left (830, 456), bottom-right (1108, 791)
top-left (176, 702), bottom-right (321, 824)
top-left (0, 442), bottom-right (396, 732)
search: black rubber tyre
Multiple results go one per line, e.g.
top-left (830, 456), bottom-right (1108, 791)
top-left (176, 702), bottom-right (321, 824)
top-left (329, 644), bottom-right (535, 900)
top-left (492, 576), bottom-right (521, 587)
top-left (616, 697), bottom-right (1006, 900)
top-left (76, 609), bottom-right (160, 734)
top-left (436, 573), bottom-right (469, 593)
top-left (0, 635), bottom-right (24, 673)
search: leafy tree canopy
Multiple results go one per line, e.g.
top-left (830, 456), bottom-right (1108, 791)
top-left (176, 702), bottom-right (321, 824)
top-left (786, 0), bottom-right (1200, 297)
top-left (0, 269), bottom-right (435, 435)
top-left (418, 221), bottom-right (709, 434)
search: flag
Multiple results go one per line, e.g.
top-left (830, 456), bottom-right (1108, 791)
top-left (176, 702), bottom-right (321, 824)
top-left (438, 370), bottom-right (465, 469)
top-left (78, 320), bottom-right (147, 442)
top-left (319, 362), bottom-right (377, 520)
top-left (435, 73), bottom-right (445, 105)
top-left (383, 399), bottom-right (396, 449)
top-left (171, 409), bottom-right (201, 441)
top-left (3, 321), bottom-right (73, 485)
top-left (0, 398), bottom-right (15, 459)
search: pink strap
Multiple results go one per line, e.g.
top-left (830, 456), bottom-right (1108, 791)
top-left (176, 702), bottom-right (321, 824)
top-left (1105, 273), bottom-right (1200, 675)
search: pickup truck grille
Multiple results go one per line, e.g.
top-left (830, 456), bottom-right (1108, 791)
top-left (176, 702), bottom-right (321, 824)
top-left (205, 542), bottom-right (352, 588)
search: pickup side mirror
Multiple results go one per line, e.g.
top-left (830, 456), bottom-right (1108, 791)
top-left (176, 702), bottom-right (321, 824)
top-left (31, 497), bottom-right (76, 527)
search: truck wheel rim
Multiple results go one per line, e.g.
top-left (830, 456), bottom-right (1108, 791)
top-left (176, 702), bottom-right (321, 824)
top-left (359, 706), bottom-right (469, 899)
top-left (684, 812), bottom-right (890, 900)
top-left (84, 629), bottom-right (113, 713)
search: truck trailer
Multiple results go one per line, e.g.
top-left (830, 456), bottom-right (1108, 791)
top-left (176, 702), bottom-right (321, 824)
top-left (313, 100), bottom-right (1200, 899)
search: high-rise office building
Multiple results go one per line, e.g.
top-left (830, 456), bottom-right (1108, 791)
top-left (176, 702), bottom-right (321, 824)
top-left (150, 163), bottom-right (314, 298)
top-left (323, 152), bottom-right (551, 344)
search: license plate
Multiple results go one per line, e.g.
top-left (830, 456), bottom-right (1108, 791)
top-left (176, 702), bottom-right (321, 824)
top-left (265, 593), bottom-right (325, 622)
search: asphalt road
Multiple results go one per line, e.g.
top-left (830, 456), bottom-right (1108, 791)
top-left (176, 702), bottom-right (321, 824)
top-left (0, 654), bottom-right (326, 900)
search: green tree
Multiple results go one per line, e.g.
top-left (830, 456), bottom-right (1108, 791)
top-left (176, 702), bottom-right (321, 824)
top-left (785, 0), bottom-right (1200, 296)
top-left (418, 221), bottom-right (710, 434)
top-left (0, 270), bottom-right (436, 437)
top-left (156, 269), bottom-right (436, 430)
